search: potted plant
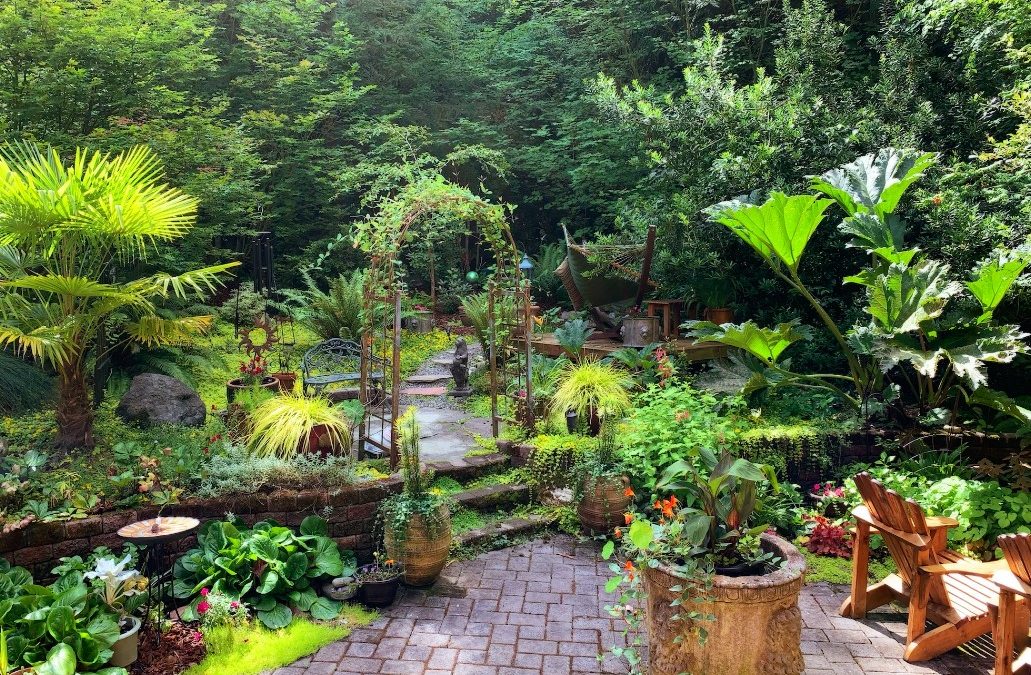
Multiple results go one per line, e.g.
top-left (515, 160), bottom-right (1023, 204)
top-left (574, 421), bottom-right (632, 534)
top-left (620, 306), bottom-right (659, 348)
top-left (226, 353), bottom-right (278, 402)
top-left (809, 481), bottom-right (848, 518)
top-left (248, 393), bottom-right (352, 457)
top-left (356, 554), bottom-right (403, 607)
top-left (381, 407), bottom-right (453, 586)
top-left (603, 449), bottom-right (806, 675)
top-left (551, 360), bottom-right (632, 436)
top-left (84, 554), bottom-right (147, 668)
top-left (692, 274), bottom-right (736, 325)
top-left (554, 318), bottom-right (594, 361)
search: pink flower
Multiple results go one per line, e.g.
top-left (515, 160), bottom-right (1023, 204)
top-left (230, 601), bottom-right (239, 610)
top-left (197, 600), bottom-right (210, 614)
top-left (191, 630), bottom-right (203, 644)
top-left (200, 588), bottom-right (209, 597)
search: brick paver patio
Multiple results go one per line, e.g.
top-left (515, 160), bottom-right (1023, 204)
top-left (276, 535), bottom-right (993, 675)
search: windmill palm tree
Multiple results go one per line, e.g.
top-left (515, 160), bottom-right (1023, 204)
top-left (0, 143), bottom-right (239, 449)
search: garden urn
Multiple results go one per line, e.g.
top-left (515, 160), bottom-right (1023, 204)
top-left (384, 507), bottom-right (452, 586)
top-left (577, 475), bottom-right (630, 534)
top-left (642, 533), bottom-right (806, 675)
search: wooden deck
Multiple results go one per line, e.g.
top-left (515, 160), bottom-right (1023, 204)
top-left (522, 333), bottom-right (727, 361)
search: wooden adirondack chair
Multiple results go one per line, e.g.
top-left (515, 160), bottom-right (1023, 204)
top-left (840, 472), bottom-right (1025, 662)
top-left (991, 534), bottom-right (1031, 674)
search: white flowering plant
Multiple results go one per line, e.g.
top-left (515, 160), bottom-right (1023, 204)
top-left (84, 554), bottom-right (148, 623)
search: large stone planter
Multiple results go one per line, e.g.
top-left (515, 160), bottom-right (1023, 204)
top-left (642, 533), bottom-right (806, 675)
top-left (384, 507), bottom-right (452, 586)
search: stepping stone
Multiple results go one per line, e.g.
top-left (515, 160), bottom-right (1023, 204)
top-left (456, 514), bottom-right (555, 547)
top-left (406, 373), bottom-right (451, 384)
top-left (454, 484), bottom-right (530, 510)
top-left (433, 358), bottom-right (454, 367)
top-left (402, 386), bottom-right (447, 396)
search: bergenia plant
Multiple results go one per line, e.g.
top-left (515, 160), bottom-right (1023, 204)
top-left (84, 554), bottom-right (147, 621)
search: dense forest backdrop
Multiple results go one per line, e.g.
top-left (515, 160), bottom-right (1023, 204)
top-left (3, 0), bottom-right (1029, 371)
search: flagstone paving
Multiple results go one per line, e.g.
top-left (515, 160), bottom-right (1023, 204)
top-left (274, 535), bottom-right (994, 675)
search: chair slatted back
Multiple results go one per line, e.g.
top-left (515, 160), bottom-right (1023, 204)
top-left (853, 473), bottom-right (950, 606)
top-left (999, 534), bottom-right (1031, 586)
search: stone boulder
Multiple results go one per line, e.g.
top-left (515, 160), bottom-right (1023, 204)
top-left (116, 373), bottom-right (206, 427)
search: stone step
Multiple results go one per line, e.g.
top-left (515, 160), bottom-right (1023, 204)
top-left (406, 373), bottom-right (452, 384)
top-left (453, 484), bottom-right (530, 510)
top-left (455, 514), bottom-right (555, 548)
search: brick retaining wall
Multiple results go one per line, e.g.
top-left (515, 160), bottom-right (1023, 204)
top-left (0, 453), bottom-right (507, 580)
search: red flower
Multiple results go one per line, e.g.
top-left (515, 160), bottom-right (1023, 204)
top-left (623, 487), bottom-right (635, 498)
top-left (623, 512), bottom-right (633, 525)
top-left (197, 600), bottom-right (210, 614)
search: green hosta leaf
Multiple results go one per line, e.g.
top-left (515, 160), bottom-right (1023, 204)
top-left (864, 259), bottom-right (959, 332)
top-left (35, 643), bottom-right (76, 675)
top-left (601, 541), bottom-right (615, 560)
top-left (812, 148), bottom-right (937, 217)
top-left (257, 569), bottom-right (280, 595)
top-left (965, 250), bottom-right (1031, 317)
top-left (687, 320), bottom-right (809, 364)
top-left (628, 520), bottom-right (653, 551)
top-left (311, 538), bottom-right (344, 578)
top-left (309, 597), bottom-right (342, 621)
top-left (290, 588), bottom-right (318, 612)
top-left (299, 516), bottom-right (329, 537)
top-left (84, 615), bottom-right (120, 648)
top-left (45, 605), bottom-right (75, 641)
top-left (284, 552), bottom-right (308, 581)
top-left (714, 192), bottom-right (831, 272)
top-left (257, 602), bottom-right (293, 629)
top-left (249, 535), bottom-right (281, 562)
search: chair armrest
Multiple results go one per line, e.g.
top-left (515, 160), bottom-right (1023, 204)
top-left (919, 558), bottom-right (1009, 578)
top-left (925, 516), bottom-right (960, 530)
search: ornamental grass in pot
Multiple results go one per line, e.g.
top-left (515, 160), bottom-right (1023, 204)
top-left (381, 407), bottom-right (452, 586)
top-left (604, 449), bottom-right (806, 675)
top-left (574, 421), bottom-right (632, 534)
top-left (551, 359), bottom-right (632, 436)
top-left (247, 392), bottom-right (352, 457)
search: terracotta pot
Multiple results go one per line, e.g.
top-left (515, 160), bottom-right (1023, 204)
top-left (621, 315), bottom-right (660, 347)
top-left (226, 376), bottom-right (278, 403)
top-left (109, 616), bottom-right (142, 667)
top-left (642, 533), bottom-right (806, 675)
top-left (703, 307), bottom-right (735, 325)
top-left (301, 423), bottom-right (348, 456)
top-left (270, 371), bottom-right (298, 394)
top-left (577, 475), bottom-right (630, 534)
top-left (384, 507), bottom-right (452, 586)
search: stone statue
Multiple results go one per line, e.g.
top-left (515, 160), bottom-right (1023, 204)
top-left (449, 338), bottom-right (472, 397)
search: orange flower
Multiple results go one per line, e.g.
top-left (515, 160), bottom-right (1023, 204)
top-left (614, 528), bottom-right (622, 539)
top-left (653, 499), bottom-right (662, 511)
top-left (660, 496), bottom-right (676, 518)
top-left (623, 559), bottom-right (636, 581)
top-left (624, 512), bottom-right (633, 525)
top-left (623, 487), bottom-right (635, 498)
top-left (385, 559), bottom-right (395, 565)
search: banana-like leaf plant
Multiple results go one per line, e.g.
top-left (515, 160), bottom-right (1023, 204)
top-left (692, 148), bottom-right (1030, 423)
top-left (0, 143), bottom-right (239, 449)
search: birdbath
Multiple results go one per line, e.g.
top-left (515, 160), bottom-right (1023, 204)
top-left (118, 516), bottom-right (200, 624)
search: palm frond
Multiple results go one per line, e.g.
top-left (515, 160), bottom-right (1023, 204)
top-left (0, 324), bottom-right (74, 366)
top-left (123, 314), bottom-right (214, 347)
top-left (131, 262), bottom-right (240, 300)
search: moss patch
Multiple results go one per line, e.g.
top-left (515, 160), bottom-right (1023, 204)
top-left (801, 549), bottom-right (896, 585)
top-left (185, 608), bottom-right (377, 675)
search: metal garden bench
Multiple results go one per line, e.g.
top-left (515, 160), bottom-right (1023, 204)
top-left (301, 338), bottom-right (384, 396)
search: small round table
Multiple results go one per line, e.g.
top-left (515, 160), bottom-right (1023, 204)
top-left (118, 516), bottom-right (200, 625)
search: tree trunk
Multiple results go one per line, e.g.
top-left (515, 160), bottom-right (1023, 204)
top-left (55, 360), bottom-right (94, 450)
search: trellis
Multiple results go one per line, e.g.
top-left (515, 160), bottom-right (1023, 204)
top-left (353, 181), bottom-right (531, 467)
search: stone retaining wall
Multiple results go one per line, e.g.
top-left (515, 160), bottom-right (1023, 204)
top-left (0, 453), bottom-right (507, 580)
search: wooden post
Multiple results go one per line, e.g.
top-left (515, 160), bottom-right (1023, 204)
top-left (390, 293), bottom-right (402, 469)
top-left (848, 519), bottom-right (871, 618)
top-left (488, 284), bottom-right (499, 438)
top-left (523, 285), bottom-right (535, 433)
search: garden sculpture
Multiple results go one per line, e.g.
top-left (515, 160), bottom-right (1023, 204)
top-left (449, 338), bottom-right (472, 397)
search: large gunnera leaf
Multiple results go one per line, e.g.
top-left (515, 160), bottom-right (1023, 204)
top-left (860, 259), bottom-right (959, 333)
top-left (687, 320), bottom-right (810, 364)
top-left (713, 192), bottom-right (831, 273)
top-left (965, 249), bottom-right (1031, 317)
top-left (812, 148), bottom-right (937, 217)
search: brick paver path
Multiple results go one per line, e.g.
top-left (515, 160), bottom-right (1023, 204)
top-left (277, 536), bottom-right (993, 675)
